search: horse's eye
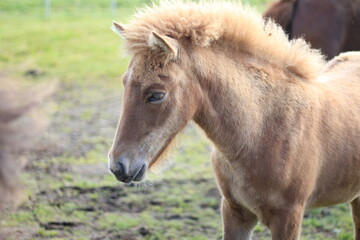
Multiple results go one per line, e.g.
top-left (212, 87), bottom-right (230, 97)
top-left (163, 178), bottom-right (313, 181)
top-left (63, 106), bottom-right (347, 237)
top-left (147, 92), bottom-right (166, 104)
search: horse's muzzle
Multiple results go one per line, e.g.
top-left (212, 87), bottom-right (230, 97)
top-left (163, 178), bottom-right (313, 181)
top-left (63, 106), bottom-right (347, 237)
top-left (110, 158), bottom-right (146, 183)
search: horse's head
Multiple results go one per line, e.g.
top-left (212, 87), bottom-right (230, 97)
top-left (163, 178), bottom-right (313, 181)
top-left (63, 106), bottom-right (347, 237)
top-left (108, 22), bottom-right (200, 183)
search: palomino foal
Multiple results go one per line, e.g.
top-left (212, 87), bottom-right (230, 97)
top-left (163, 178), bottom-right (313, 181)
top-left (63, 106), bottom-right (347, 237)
top-left (108, 2), bottom-right (360, 239)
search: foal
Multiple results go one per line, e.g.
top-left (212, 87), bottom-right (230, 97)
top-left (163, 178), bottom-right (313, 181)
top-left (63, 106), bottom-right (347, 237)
top-left (108, 1), bottom-right (360, 239)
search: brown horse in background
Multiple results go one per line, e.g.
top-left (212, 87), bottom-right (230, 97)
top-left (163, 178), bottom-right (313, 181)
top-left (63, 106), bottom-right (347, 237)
top-left (0, 81), bottom-right (53, 212)
top-left (264, 0), bottom-right (360, 59)
top-left (109, 1), bottom-right (360, 239)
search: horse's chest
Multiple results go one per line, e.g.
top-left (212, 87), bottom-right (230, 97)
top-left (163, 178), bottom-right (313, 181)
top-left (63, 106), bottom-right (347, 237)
top-left (219, 171), bottom-right (256, 209)
top-left (212, 155), bottom-right (267, 211)
top-left (212, 151), bottom-right (287, 213)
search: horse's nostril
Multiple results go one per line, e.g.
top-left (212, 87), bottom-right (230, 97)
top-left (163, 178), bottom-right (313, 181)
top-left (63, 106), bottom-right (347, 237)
top-left (133, 164), bottom-right (146, 182)
top-left (110, 160), bottom-right (127, 178)
top-left (117, 161), bottom-right (125, 175)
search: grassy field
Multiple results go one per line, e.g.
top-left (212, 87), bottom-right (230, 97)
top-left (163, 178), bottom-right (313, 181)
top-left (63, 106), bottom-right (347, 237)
top-left (0, 0), bottom-right (355, 239)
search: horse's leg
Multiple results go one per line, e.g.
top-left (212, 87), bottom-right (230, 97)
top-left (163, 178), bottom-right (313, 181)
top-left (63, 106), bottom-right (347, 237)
top-left (351, 196), bottom-right (360, 240)
top-left (264, 205), bottom-right (305, 240)
top-left (221, 198), bottom-right (258, 240)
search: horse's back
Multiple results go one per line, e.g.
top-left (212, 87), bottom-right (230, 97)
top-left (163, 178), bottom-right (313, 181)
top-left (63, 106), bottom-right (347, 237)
top-left (321, 52), bottom-right (360, 113)
top-left (324, 51), bottom-right (360, 73)
top-left (320, 52), bottom-right (360, 86)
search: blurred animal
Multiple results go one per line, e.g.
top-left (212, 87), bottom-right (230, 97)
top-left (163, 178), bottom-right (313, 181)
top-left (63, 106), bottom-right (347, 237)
top-left (0, 81), bottom-right (53, 212)
top-left (264, 0), bottom-right (360, 59)
top-left (108, 1), bottom-right (360, 239)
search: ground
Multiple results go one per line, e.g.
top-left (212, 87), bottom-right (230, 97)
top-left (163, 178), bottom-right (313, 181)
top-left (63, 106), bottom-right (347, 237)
top-left (0, 0), bottom-right (356, 239)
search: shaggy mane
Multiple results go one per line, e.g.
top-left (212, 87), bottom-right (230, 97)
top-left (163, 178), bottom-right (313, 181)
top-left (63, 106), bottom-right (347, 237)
top-left (119, 0), bottom-right (325, 80)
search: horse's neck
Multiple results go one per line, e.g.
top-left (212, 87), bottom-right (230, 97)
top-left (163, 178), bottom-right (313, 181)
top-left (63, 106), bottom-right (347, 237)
top-left (192, 46), bottom-right (310, 160)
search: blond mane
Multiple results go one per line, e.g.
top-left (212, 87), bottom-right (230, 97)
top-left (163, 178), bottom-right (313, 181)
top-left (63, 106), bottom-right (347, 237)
top-left (119, 0), bottom-right (325, 80)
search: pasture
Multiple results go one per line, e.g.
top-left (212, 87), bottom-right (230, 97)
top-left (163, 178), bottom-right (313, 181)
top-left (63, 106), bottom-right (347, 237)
top-left (0, 0), bottom-right (355, 239)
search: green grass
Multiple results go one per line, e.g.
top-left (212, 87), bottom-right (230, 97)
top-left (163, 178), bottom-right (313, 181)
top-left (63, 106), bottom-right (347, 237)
top-left (0, 0), bottom-right (356, 239)
top-left (0, 17), bottom-right (127, 84)
top-left (98, 212), bottom-right (141, 230)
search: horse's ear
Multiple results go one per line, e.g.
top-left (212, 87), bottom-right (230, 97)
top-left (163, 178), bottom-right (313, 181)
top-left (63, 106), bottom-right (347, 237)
top-left (112, 21), bottom-right (125, 38)
top-left (149, 31), bottom-right (179, 60)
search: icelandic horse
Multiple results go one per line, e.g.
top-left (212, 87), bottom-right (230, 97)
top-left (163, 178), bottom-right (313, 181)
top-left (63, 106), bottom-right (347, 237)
top-left (108, 1), bottom-right (360, 239)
